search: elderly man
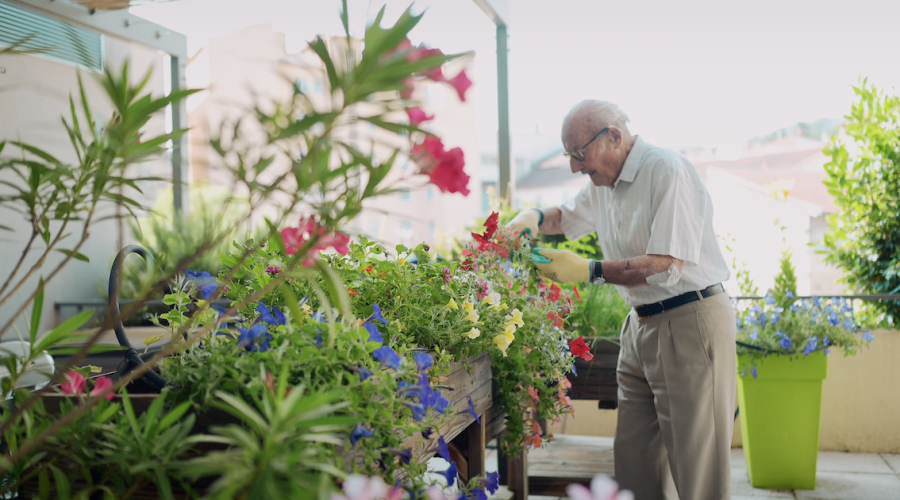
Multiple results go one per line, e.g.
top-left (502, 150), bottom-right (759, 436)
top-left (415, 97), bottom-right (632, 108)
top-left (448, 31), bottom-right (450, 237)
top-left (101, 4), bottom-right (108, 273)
top-left (508, 100), bottom-right (736, 500)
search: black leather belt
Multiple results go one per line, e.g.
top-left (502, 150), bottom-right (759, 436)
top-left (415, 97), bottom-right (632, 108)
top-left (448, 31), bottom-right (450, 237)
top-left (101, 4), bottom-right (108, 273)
top-left (634, 283), bottom-right (725, 319)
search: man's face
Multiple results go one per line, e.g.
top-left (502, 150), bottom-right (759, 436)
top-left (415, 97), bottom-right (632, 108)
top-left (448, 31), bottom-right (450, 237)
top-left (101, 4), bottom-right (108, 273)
top-left (562, 125), bottom-right (621, 187)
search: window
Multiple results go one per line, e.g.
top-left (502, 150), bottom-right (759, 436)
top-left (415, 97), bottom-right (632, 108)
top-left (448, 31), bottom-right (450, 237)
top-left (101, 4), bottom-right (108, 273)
top-left (400, 188), bottom-right (411, 202)
top-left (0, 1), bottom-right (103, 71)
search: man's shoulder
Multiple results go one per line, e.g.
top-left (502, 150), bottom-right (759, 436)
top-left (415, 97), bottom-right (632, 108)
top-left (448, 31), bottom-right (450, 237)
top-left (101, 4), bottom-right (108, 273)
top-left (639, 141), bottom-right (698, 179)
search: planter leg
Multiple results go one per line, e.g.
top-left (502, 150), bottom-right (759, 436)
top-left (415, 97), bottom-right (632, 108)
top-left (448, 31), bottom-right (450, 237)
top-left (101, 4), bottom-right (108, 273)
top-left (508, 449), bottom-right (528, 500)
top-left (466, 414), bottom-right (486, 479)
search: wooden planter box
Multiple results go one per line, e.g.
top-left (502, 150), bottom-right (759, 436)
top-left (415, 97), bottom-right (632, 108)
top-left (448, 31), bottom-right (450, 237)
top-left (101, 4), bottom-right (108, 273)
top-left (23, 354), bottom-right (494, 499)
top-left (566, 337), bottom-right (620, 408)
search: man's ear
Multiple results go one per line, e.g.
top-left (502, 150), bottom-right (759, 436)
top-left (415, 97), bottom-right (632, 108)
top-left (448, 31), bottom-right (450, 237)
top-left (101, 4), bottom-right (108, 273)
top-left (608, 127), bottom-right (623, 147)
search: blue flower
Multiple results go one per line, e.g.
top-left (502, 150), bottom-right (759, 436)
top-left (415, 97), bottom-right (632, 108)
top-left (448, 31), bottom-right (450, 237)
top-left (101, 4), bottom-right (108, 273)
top-left (395, 448), bottom-right (413, 465)
top-left (350, 424), bottom-right (374, 446)
top-left (790, 304), bottom-right (799, 312)
top-left (256, 303), bottom-right (285, 325)
top-left (311, 312), bottom-right (327, 322)
top-left (469, 489), bottom-right (488, 500)
top-left (751, 366), bottom-right (757, 379)
top-left (483, 471), bottom-right (500, 495)
top-left (841, 318), bottom-right (855, 331)
top-left (786, 291), bottom-right (794, 299)
top-left (186, 270), bottom-right (217, 299)
top-left (403, 401), bottom-right (427, 421)
top-left (571, 363), bottom-right (577, 376)
top-left (862, 331), bottom-right (874, 343)
top-left (363, 322), bottom-right (383, 343)
top-left (422, 427), bottom-right (434, 439)
top-left (432, 390), bottom-right (450, 415)
top-left (751, 305), bottom-right (763, 313)
top-left (804, 336), bottom-right (818, 356)
top-left (314, 333), bottom-right (323, 347)
top-left (238, 324), bottom-right (270, 352)
top-left (443, 461), bottom-right (459, 487)
top-left (828, 314), bottom-right (839, 326)
top-left (750, 329), bottom-right (759, 342)
top-left (771, 312), bottom-right (780, 325)
top-left (413, 352), bottom-right (433, 372)
top-left (823, 336), bottom-right (830, 347)
top-left (357, 366), bottom-right (372, 381)
top-left (437, 436), bottom-right (451, 461)
top-left (758, 312), bottom-right (767, 327)
top-left (373, 346), bottom-right (401, 370)
top-left (812, 296), bottom-right (822, 308)
top-left (466, 397), bottom-right (481, 423)
top-left (779, 332), bottom-right (792, 350)
top-left (764, 294), bottom-right (776, 305)
top-left (367, 304), bottom-right (389, 325)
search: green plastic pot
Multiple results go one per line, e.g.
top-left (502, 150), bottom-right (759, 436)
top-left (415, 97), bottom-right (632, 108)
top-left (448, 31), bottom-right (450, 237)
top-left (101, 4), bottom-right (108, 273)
top-left (737, 352), bottom-right (827, 490)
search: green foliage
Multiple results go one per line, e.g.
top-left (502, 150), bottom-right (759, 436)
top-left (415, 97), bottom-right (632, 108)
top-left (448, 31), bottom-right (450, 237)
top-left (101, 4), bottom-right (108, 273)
top-left (771, 247), bottom-right (798, 309)
top-left (720, 233), bottom-right (758, 297)
top-left (822, 79), bottom-right (900, 325)
top-left (567, 285), bottom-right (630, 339)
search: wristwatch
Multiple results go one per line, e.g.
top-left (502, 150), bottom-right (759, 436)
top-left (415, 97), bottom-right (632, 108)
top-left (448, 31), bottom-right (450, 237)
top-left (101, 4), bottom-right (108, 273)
top-left (590, 260), bottom-right (606, 286)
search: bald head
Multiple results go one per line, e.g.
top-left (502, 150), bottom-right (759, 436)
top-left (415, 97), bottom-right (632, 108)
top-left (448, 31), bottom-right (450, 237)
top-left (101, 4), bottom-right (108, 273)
top-left (561, 100), bottom-right (636, 188)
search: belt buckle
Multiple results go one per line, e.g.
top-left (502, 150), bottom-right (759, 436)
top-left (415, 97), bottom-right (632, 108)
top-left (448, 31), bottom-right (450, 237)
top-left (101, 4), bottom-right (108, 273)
top-left (657, 300), bottom-right (665, 313)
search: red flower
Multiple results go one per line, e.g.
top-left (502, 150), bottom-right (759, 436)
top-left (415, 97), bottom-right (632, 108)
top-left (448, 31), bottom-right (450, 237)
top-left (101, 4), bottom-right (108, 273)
top-left (568, 336), bottom-right (594, 361)
top-left (362, 265), bottom-right (374, 274)
top-left (406, 107), bottom-right (434, 126)
top-left (90, 376), bottom-right (115, 401)
top-left (348, 288), bottom-right (359, 296)
top-left (548, 312), bottom-right (565, 329)
top-left (60, 371), bottom-right (85, 395)
top-left (447, 69), bottom-right (472, 102)
top-left (280, 219), bottom-right (350, 265)
top-left (411, 136), bottom-right (446, 171)
top-left (548, 283), bottom-right (562, 303)
top-left (573, 285), bottom-right (581, 302)
top-left (471, 232), bottom-right (510, 258)
top-left (483, 212), bottom-right (499, 239)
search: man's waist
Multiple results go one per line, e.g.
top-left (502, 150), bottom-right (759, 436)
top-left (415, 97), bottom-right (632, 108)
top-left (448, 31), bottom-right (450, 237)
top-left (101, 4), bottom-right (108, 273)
top-left (633, 284), bottom-right (725, 319)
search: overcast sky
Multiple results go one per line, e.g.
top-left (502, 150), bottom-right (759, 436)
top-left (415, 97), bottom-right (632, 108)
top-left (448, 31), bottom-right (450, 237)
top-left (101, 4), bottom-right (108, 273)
top-left (133, 0), bottom-right (900, 149)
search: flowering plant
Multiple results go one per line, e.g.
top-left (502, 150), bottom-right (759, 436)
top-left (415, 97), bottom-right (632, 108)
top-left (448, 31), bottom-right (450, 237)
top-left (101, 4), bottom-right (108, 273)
top-left (735, 247), bottom-right (874, 376)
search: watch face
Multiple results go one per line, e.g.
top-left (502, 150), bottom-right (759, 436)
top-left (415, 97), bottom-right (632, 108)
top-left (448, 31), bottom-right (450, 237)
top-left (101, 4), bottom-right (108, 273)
top-left (592, 278), bottom-right (606, 286)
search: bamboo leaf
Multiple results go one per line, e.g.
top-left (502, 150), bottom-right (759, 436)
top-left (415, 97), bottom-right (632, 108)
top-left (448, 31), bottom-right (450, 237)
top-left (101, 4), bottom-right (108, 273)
top-left (55, 249), bottom-right (90, 263)
top-left (30, 277), bottom-right (44, 345)
top-left (34, 310), bottom-right (94, 353)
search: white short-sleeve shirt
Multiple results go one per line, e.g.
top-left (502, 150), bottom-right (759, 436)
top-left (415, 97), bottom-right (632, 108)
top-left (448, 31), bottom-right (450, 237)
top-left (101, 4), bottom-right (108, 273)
top-left (558, 136), bottom-right (730, 307)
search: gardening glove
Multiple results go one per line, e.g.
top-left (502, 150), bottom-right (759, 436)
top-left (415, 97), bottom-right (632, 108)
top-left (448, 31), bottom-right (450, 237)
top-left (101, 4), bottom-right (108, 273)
top-left (531, 248), bottom-right (592, 284)
top-left (506, 209), bottom-right (542, 239)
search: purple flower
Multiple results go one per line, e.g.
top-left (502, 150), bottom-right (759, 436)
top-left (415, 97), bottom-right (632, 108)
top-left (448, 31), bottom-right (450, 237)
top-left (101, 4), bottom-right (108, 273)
top-left (363, 322), bottom-right (384, 343)
top-left (437, 436), bottom-right (450, 461)
top-left (314, 333), bottom-right (323, 347)
top-left (431, 390), bottom-right (450, 415)
top-left (466, 397), bottom-right (481, 423)
top-left (387, 448), bottom-right (413, 465)
top-left (828, 314), bottom-right (839, 326)
top-left (483, 471), bottom-right (500, 495)
top-left (413, 352), bottom-right (433, 372)
top-left (238, 324), bottom-right (270, 352)
top-left (422, 427), bottom-right (434, 439)
top-left (367, 304), bottom-right (389, 325)
top-left (862, 331), bottom-right (874, 342)
top-left (442, 268), bottom-right (451, 284)
top-left (350, 424), bottom-right (374, 446)
top-left (256, 303), bottom-right (286, 325)
top-left (751, 366), bottom-right (758, 379)
top-left (443, 461), bottom-right (459, 487)
top-left (186, 270), bottom-right (217, 299)
top-left (373, 346), bottom-right (401, 370)
top-left (357, 366), bottom-right (372, 381)
top-left (804, 336), bottom-right (817, 356)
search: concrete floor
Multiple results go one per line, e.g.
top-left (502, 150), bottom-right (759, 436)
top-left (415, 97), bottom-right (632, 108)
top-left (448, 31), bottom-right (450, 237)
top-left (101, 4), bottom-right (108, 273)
top-left (481, 446), bottom-right (900, 500)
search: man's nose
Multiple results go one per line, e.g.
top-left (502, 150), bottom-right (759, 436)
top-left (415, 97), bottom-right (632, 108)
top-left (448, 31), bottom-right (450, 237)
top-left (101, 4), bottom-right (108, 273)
top-left (570, 157), bottom-right (583, 174)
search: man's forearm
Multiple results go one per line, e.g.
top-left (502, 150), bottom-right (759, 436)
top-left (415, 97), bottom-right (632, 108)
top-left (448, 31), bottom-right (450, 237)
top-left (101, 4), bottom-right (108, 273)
top-left (601, 254), bottom-right (682, 287)
top-left (539, 207), bottom-right (564, 235)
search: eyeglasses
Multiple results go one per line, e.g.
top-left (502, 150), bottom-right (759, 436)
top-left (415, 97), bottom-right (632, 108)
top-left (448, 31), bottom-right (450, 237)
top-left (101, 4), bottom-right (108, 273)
top-left (563, 127), bottom-right (610, 161)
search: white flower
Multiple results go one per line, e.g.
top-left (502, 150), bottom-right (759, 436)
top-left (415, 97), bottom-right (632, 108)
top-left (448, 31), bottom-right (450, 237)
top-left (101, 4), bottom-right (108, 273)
top-left (566, 475), bottom-right (634, 500)
top-left (481, 292), bottom-right (501, 307)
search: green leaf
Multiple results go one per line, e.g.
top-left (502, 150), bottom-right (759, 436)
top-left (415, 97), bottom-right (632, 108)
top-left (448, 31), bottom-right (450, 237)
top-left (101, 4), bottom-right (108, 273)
top-left (157, 401), bottom-right (192, 432)
top-left (309, 37), bottom-right (340, 94)
top-left (30, 277), bottom-right (44, 345)
top-left (55, 249), bottom-right (90, 263)
top-left (48, 344), bottom-right (124, 355)
top-left (34, 309), bottom-right (94, 353)
top-left (341, 0), bottom-right (350, 37)
top-left (49, 465), bottom-right (71, 500)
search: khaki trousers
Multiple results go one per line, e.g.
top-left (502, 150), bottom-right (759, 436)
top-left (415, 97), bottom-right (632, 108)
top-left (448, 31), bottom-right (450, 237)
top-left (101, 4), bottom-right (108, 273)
top-left (614, 292), bottom-right (736, 500)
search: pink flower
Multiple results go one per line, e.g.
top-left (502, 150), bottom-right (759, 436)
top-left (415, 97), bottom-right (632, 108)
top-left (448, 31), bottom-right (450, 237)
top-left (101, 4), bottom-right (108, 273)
top-left (411, 136), bottom-right (446, 171)
top-left (442, 268), bottom-right (451, 284)
top-left (280, 219), bottom-right (350, 266)
top-left (476, 282), bottom-right (490, 300)
top-left (332, 475), bottom-right (404, 500)
top-left (406, 107), bottom-right (434, 126)
top-left (90, 376), bottom-right (115, 401)
top-left (447, 70), bottom-right (472, 101)
top-left (567, 475), bottom-right (634, 500)
top-left (266, 266), bottom-right (281, 275)
top-left (400, 77), bottom-right (415, 99)
top-left (60, 371), bottom-right (85, 395)
top-left (429, 147), bottom-right (470, 196)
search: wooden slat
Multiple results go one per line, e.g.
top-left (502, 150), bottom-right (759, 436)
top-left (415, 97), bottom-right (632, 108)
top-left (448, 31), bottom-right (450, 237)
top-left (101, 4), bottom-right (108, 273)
top-left (527, 435), bottom-right (615, 497)
top-left (465, 414), bottom-right (486, 479)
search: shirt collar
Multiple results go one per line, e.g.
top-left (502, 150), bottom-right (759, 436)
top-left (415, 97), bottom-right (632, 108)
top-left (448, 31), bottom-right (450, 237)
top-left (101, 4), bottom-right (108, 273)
top-left (613, 135), bottom-right (645, 188)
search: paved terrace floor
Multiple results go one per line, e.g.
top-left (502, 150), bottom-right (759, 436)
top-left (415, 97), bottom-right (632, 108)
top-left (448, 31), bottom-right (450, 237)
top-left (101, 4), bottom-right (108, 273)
top-left (478, 437), bottom-right (900, 500)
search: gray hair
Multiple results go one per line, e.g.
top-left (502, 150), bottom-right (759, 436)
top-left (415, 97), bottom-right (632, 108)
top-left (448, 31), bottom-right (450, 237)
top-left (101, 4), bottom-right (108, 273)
top-left (563, 100), bottom-right (631, 138)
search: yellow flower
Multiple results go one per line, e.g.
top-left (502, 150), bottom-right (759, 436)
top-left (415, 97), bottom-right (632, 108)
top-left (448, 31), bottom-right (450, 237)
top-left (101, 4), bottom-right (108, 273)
top-left (482, 293), bottom-right (501, 308)
top-left (300, 304), bottom-right (312, 316)
top-left (503, 322), bottom-right (516, 343)
top-left (464, 327), bottom-right (481, 339)
top-left (463, 301), bottom-right (475, 314)
top-left (493, 334), bottom-right (510, 357)
top-left (506, 308), bottom-right (524, 328)
top-left (464, 304), bottom-right (480, 323)
top-left (444, 298), bottom-right (459, 311)
top-left (86, 365), bottom-right (102, 374)
top-left (394, 321), bottom-right (406, 333)
top-left (489, 302), bottom-right (509, 311)
top-left (143, 334), bottom-right (164, 347)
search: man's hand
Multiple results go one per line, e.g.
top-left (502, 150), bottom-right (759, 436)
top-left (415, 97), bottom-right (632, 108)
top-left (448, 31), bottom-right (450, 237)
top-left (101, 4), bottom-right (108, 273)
top-left (532, 248), bottom-right (592, 284)
top-left (506, 209), bottom-right (541, 238)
